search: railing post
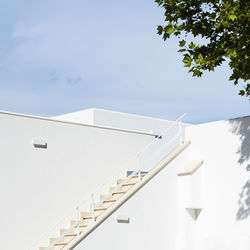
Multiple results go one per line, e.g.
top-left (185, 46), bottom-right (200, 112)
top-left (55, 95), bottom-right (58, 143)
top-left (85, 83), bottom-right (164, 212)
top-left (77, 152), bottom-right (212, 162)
top-left (76, 206), bottom-right (80, 236)
top-left (178, 119), bottom-right (183, 144)
top-left (136, 155), bottom-right (141, 182)
top-left (91, 193), bottom-right (95, 222)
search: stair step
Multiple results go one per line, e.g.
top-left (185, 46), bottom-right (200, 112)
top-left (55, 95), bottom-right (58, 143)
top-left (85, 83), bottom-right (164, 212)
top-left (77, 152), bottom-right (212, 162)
top-left (109, 187), bottom-right (126, 194)
top-left (130, 174), bottom-right (146, 178)
top-left (80, 211), bottom-right (98, 220)
top-left (100, 197), bottom-right (117, 203)
top-left (49, 238), bottom-right (67, 246)
top-left (127, 171), bottom-right (148, 179)
top-left (109, 185), bottom-right (132, 193)
top-left (91, 205), bottom-right (106, 212)
top-left (60, 228), bottom-right (80, 237)
top-left (70, 220), bottom-right (88, 228)
top-left (94, 206), bottom-right (106, 211)
top-left (100, 194), bottom-right (121, 202)
top-left (110, 190), bottom-right (126, 195)
top-left (50, 230), bottom-right (78, 245)
top-left (91, 202), bottom-right (111, 211)
top-left (117, 178), bottom-right (138, 185)
top-left (113, 193), bottom-right (124, 199)
top-left (93, 201), bottom-right (113, 210)
top-left (39, 247), bottom-right (63, 250)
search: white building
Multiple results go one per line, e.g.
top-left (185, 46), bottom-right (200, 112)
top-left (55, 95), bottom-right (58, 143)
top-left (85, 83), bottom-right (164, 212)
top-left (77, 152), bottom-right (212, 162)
top-left (0, 108), bottom-right (249, 250)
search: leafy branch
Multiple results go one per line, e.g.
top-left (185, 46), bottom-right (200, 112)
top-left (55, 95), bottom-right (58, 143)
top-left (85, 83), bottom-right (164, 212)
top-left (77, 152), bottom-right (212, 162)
top-left (155, 0), bottom-right (250, 97)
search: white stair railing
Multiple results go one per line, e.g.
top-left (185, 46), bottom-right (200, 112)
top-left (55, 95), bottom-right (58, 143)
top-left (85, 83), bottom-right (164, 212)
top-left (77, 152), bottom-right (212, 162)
top-left (29, 113), bottom-right (186, 250)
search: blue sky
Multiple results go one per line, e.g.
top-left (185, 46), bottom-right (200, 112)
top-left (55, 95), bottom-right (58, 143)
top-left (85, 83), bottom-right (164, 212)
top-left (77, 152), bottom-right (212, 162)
top-left (0, 0), bottom-right (249, 124)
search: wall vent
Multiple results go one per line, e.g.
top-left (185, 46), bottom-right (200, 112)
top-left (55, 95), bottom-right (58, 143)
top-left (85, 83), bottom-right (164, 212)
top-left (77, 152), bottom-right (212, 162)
top-left (32, 139), bottom-right (47, 149)
top-left (185, 208), bottom-right (202, 220)
top-left (115, 215), bottom-right (130, 223)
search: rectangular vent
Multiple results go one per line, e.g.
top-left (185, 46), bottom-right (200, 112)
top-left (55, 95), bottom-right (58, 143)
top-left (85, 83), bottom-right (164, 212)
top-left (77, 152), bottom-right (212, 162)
top-left (32, 139), bottom-right (47, 149)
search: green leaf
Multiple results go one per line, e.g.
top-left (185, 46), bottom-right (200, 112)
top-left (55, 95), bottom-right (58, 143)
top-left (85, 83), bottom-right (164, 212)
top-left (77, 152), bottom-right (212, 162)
top-left (183, 55), bottom-right (192, 67)
top-left (178, 49), bottom-right (186, 52)
top-left (166, 27), bottom-right (174, 35)
top-left (215, 22), bottom-right (221, 28)
top-left (222, 20), bottom-right (229, 27)
top-left (163, 33), bottom-right (170, 40)
top-left (157, 25), bottom-right (163, 35)
top-left (179, 40), bottom-right (186, 47)
top-left (189, 42), bottom-right (195, 49)
top-left (198, 54), bottom-right (204, 61)
top-left (210, 13), bottom-right (216, 19)
top-left (229, 15), bottom-right (237, 21)
top-left (239, 90), bottom-right (245, 96)
top-left (195, 58), bottom-right (200, 64)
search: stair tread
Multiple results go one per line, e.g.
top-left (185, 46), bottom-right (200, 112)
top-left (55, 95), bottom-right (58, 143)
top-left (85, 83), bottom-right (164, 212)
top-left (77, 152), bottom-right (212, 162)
top-left (103, 198), bottom-right (117, 203)
top-left (92, 205), bottom-right (107, 211)
top-left (50, 238), bottom-right (68, 246)
top-left (80, 212), bottom-right (98, 220)
top-left (100, 194), bottom-right (118, 203)
top-left (70, 220), bottom-right (88, 227)
top-left (130, 174), bottom-right (146, 178)
top-left (40, 247), bottom-right (63, 250)
top-left (117, 178), bottom-right (137, 184)
top-left (60, 229), bottom-right (79, 237)
top-left (109, 187), bottom-right (126, 194)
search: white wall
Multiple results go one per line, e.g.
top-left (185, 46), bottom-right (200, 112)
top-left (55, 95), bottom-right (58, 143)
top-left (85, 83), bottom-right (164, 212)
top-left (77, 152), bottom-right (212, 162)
top-left (0, 111), bottom-right (156, 250)
top-left (2, 109), bottom-right (248, 250)
top-left (73, 116), bottom-right (250, 250)
top-left (183, 116), bottom-right (250, 250)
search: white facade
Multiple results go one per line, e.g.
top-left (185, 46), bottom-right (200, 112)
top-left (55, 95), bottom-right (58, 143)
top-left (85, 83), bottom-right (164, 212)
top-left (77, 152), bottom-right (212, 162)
top-left (0, 109), bottom-right (249, 250)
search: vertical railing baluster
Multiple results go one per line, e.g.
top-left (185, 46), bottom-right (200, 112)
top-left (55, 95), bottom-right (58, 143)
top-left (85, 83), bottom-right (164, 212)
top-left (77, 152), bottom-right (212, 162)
top-left (178, 119), bottom-right (183, 144)
top-left (91, 193), bottom-right (95, 222)
top-left (76, 206), bottom-right (80, 236)
top-left (137, 154), bottom-right (141, 182)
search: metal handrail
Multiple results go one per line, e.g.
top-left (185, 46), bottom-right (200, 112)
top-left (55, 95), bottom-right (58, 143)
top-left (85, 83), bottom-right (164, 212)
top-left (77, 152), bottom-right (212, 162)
top-left (93, 114), bottom-right (186, 211)
top-left (87, 113), bottom-right (186, 199)
top-left (94, 132), bottom-right (181, 211)
top-left (30, 113), bottom-right (186, 250)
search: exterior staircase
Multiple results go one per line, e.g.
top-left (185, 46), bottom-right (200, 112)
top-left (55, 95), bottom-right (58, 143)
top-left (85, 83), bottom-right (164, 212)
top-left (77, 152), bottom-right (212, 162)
top-left (39, 140), bottom-right (191, 250)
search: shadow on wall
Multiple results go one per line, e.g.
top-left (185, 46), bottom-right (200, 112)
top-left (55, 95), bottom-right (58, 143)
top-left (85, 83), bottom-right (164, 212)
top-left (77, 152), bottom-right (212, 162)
top-left (228, 116), bottom-right (250, 165)
top-left (228, 116), bottom-right (250, 220)
top-left (236, 180), bottom-right (250, 220)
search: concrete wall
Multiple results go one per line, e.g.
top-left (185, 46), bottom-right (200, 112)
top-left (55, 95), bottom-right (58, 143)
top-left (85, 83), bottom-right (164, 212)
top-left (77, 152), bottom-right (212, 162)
top-left (0, 111), bottom-right (157, 250)
top-left (185, 116), bottom-right (250, 250)
top-left (73, 116), bottom-right (250, 250)
top-left (2, 108), bottom-right (249, 250)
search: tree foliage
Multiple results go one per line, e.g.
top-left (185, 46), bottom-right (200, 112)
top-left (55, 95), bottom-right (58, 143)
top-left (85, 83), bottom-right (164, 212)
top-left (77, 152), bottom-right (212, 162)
top-left (155, 0), bottom-right (250, 97)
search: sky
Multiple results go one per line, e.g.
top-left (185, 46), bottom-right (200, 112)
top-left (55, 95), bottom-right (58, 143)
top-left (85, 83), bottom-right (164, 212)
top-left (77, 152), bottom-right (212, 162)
top-left (0, 0), bottom-right (249, 124)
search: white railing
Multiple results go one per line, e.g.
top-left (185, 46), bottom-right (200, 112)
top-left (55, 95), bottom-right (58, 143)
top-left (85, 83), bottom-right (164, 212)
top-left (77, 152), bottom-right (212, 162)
top-left (29, 113), bottom-right (186, 250)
